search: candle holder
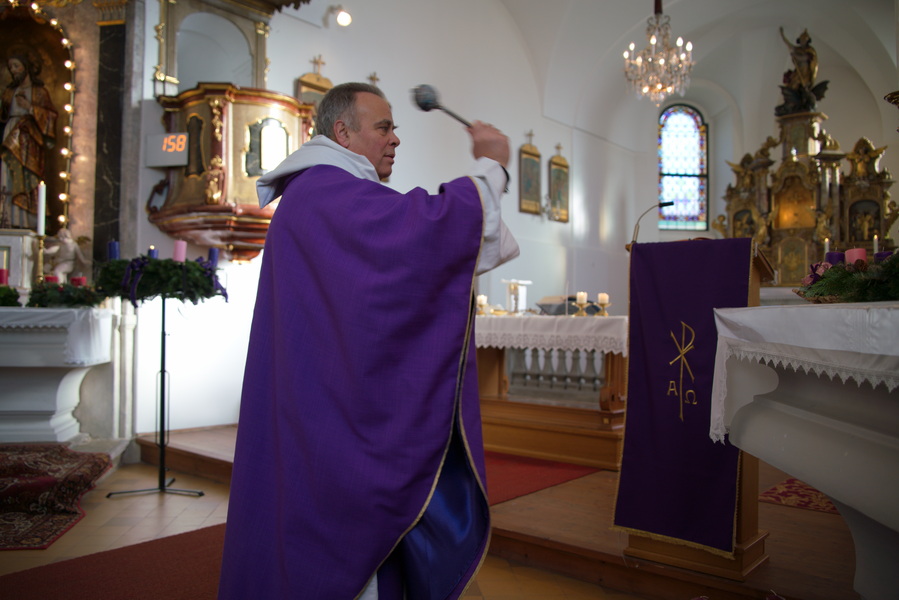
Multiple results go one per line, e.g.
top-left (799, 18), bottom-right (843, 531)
top-left (597, 301), bottom-right (611, 317)
top-left (476, 304), bottom-right (487, 316)
top-left (35, 234), bottom-right (46, 284)
top-left (574, 301), bottom-right (588, 317)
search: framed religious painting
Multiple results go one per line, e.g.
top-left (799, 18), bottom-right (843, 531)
top-left (518, 141), bottom-right (541, 214)
top-left (548, 146), bottom-right (569, 223)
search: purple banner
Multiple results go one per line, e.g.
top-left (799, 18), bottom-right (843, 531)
top-left (613, 238), bottom-right (751, 554)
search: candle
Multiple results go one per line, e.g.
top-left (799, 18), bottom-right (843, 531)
top-left (44, 275), bottom-right (59, 283)
top-left (845, 248), bottom-right (867, 265)
top-left (873, 234), bottom-right (879, 254)
top-left (874, 251), bottom-right (893, 263)
top-left (823, 237), bottom-right (830, 254)
top-left (476, 294), bottom-right (487, 307)
top-left (0, 269), bottom-right (7, 286)
top-left (37, 181), bottom-right (46, 236)
top-left (208, 247), bottom-right (220, 269)
top-left (107, 240), bottom-right (120, 260)
top-left (576, 291), bottom-right (587, 305)
top-left (172, 240), bottom-right (187, 262)
top-left (825, 251), bottom-right (845, 265)
top-left (70, 276), bottom-right (87, 287)
top-left (597, 292), bottom-right (609, 305)
top-left (148, 245), bottom-right (158, 258)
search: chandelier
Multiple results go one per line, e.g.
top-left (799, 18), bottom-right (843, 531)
top-left (623, 0), bottom-right (694, 105)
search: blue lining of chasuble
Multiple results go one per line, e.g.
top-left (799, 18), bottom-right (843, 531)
top-left (393, 424), bottom-right (488, 599)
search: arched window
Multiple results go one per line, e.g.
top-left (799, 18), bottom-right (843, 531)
top-left (658, 105), bottom-right (708, 230)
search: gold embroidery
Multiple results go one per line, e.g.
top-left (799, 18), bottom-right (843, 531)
top-left (667, 321), bottom-right (697, 422)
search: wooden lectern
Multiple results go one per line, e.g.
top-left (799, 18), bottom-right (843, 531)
top-left (620, 240), bottom-right (774, 581)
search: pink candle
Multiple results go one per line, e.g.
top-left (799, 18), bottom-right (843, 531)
top-left (0, 269), bottom-right (7, 286)
top-left (845, 248), bottom-right (867, 265)
top-left (172, 240), bottom-right (187, 262)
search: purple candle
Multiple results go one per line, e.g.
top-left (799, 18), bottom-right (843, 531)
top-left (208, 247), bottom-right (220, 270)
top-left (148, 246), bottom-right (159, 259)
top-left (874, 251), bottom-right (894, 263)
top-left (824, 251), bottom-right (844, 265)
top-left (107, 240), bottom-right (120, 261)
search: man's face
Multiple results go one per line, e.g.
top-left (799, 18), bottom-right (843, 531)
top-left (339, 92), bottom-right (400, 179)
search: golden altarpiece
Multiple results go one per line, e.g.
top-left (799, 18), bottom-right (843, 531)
top-left (713, 29), bottom-right (897, 286)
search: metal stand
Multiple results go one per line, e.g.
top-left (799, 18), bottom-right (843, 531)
top-left (108, 299), bottom-right (204, 498)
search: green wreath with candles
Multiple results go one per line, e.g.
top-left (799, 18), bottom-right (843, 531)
top-left (794, 253), bottom-right (899, 303)
top-left (27, 282), bottom-right (108, 308)
top-left (95, 256), bottom-right (226, 307)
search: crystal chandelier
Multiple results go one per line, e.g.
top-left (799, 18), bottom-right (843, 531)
top-left (623, 0), bottom-right (694, 105)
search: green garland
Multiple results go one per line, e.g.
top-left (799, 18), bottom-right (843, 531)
top-left (95, 257), bottom-right (226, 306)
top-left (796, 254), bottom-right (899, 302)
top-left (27, 282), bottom-right (107, 308)
top-left (0, 286), bottom-right (21, 307)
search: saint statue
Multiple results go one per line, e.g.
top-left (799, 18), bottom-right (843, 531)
top-left (775, 28), bottom-right (829, 116)
top-left (0, 50), bottom-right (58, 230)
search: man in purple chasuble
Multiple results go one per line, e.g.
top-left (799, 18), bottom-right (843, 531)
top-left (218, 83), bottom-right (519, 599)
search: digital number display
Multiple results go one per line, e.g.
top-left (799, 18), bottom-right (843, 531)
top-left (146, 132), bottom-right (189, 167)
top-left (161, 133), bottom-right (187, 153)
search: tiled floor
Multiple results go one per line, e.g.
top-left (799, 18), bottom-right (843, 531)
top-left (1, 462), bottom-right (642, 598)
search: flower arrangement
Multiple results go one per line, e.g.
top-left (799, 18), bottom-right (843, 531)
top-left (794, 253), bottom-right (899, 303)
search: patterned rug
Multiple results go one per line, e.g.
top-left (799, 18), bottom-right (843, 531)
top-left (0, 444), bottom-right (112, 550)
top-left (758, 477), bottom-right (839, 514)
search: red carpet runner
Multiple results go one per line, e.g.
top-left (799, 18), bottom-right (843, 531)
top-left (484, 451), bottom-right (599, 505)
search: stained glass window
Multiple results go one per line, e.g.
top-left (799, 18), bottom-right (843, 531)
top-left (658, 105), bottom-right (708, 230)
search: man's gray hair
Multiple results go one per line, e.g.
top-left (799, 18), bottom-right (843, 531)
top-left (315, 82), bottom-right (386, 141)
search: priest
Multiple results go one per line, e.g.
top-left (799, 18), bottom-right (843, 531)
top-left (218, 82), bottom-right (519, 599)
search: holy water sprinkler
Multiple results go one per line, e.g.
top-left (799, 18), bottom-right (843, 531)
top-left (412, 84), bottom-right (472, 127)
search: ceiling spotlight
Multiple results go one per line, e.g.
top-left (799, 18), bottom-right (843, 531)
top-left (325, 5), bottom-right (352, 27)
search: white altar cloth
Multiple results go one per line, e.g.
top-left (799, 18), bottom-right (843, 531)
top-left (474, 315), bottom-right (628, 356)
top-left (0, 307), bottom-right (113, 366)
top-left (710, 302), bottom-right (899, 442)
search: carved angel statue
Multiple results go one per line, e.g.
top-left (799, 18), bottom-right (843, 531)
top-left (726, 154), bottom-right (755, 190)
top-left (775, 27), bottom-right (828, 116)
top-left (43, 227), bottom-right (88, 283)
top-left (846, 138), bottom-right (886, 179)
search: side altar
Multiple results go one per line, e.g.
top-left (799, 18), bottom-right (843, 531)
top-left (475, 314), bottom-right (628, 470)
top-left (711, 302), bottom-right (899, 600)
top-left (0, 307), bottom-right (113, 442)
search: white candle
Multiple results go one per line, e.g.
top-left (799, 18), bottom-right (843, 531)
top-left (576, 291), bottom-right (587, 304)
top-left (37, 181), bottom-right (46, 236)
top-left (476, 294), bottom-right (487, 307)
top-left (874, 234), bottom-right (879, 254)
top-left (597, 292), bottom-right (609, 305)
top-left (824, 238), bottom-right (830, 254)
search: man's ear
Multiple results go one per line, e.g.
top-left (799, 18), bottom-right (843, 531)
top-left (333, 120), bottom-right (351, 148)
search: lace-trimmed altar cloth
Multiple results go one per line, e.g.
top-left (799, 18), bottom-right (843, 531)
top-left (0, 307), bottom-right (113, 365)
top-left (475, 314), bottom-right (628, 356)
top-left (710, 302), bottom-right (899, 443)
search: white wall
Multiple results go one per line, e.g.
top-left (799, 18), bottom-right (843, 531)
top-left (128, 0), bottom-right (899, 433)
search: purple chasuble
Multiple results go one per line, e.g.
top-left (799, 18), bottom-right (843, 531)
top-left (218, 165), bottom-right (491, 599)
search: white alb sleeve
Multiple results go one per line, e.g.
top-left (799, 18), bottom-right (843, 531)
top-left (467, 157), bottom-right (520, 275)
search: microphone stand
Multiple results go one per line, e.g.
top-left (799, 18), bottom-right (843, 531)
top-left (625, 201), bottom-right (675, 252)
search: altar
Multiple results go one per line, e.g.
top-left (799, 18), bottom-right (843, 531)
top-left (710, 302), bottom-right (899, 600)
top-left (475, 314), bottom-right (628, 469)
top-left (0, 307), bottom-right (113, 442)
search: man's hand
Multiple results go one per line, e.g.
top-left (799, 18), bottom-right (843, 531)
top-left (469, 121), bottom-right (510, 168)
